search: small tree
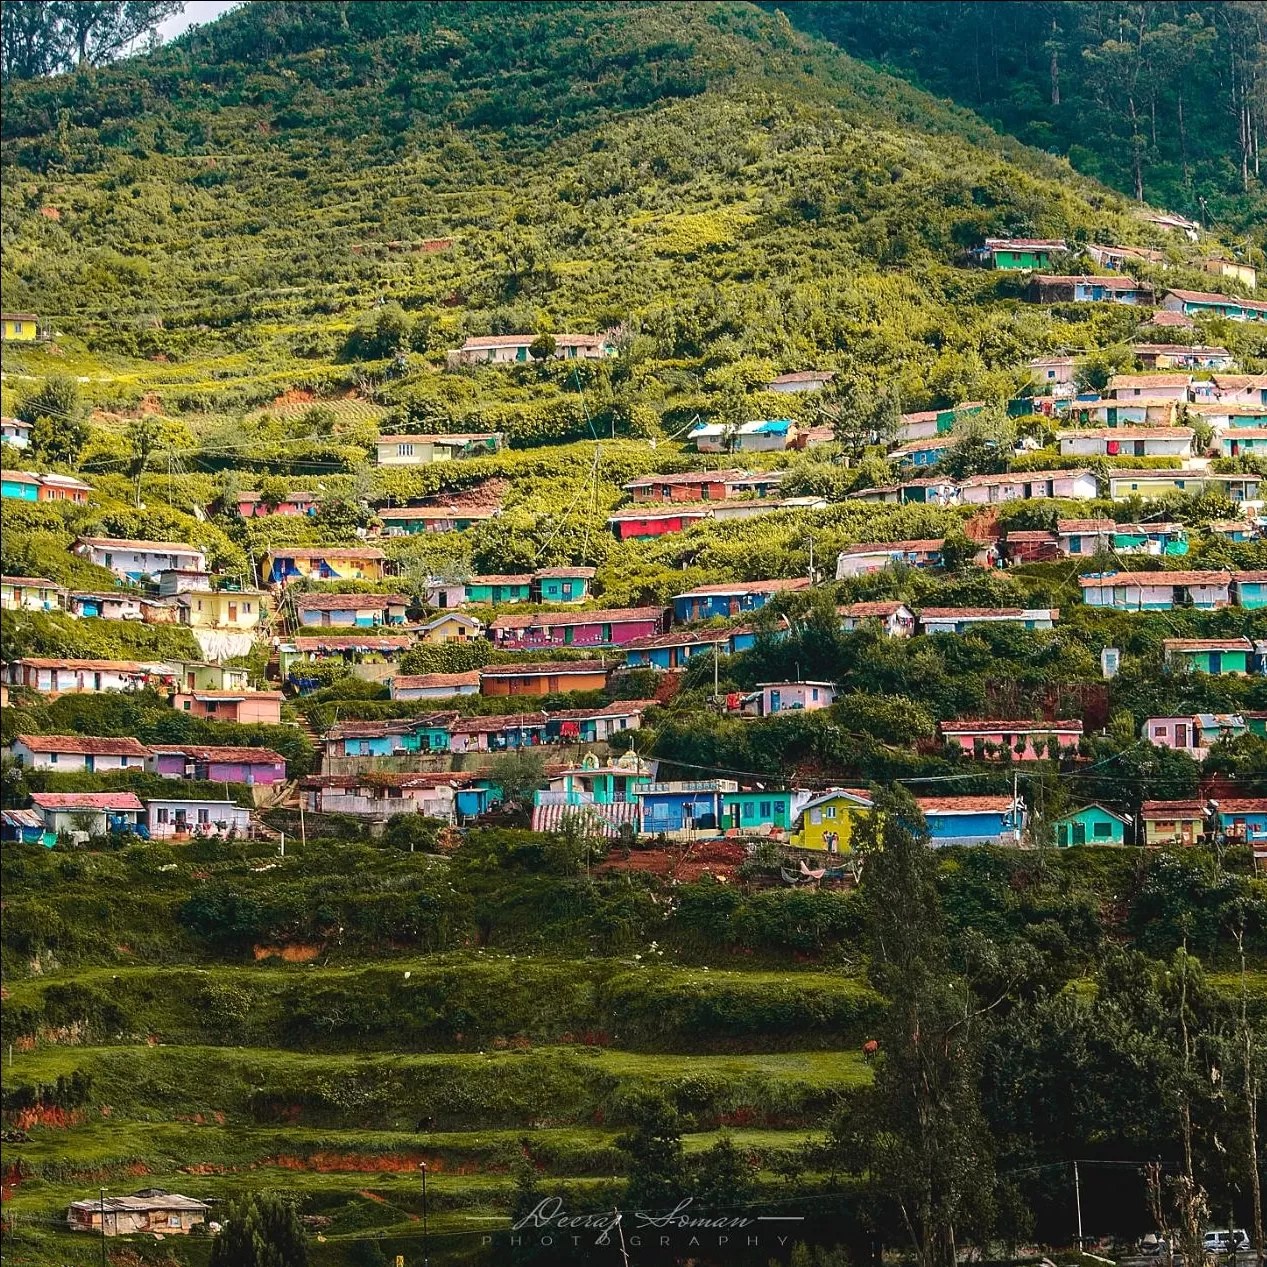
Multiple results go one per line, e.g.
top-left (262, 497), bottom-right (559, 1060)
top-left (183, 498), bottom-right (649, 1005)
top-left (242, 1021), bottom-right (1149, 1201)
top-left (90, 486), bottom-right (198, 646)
top-left (209, 1193), bottom-right (308, 1267)
top-left (617, 1091), bottom-right (686, 1213)
top-left (822, 373), bottom-right (901, 460)
top-left (489, 748), bottom-right (547, 807)
top-left (19, 375), bottom-right (88, 463)
top-left (529, 332), bottom-right (557, 362)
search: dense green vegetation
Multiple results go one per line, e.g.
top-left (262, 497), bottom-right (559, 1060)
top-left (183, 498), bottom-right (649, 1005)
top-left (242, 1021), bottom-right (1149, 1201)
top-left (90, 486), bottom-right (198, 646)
top-left (779, 1), bottom-right (1267, 230)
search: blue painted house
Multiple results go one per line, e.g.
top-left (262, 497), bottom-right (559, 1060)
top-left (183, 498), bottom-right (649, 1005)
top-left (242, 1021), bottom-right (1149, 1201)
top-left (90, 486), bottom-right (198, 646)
top-left (916, 796), bottom-right (1023, 846)
top-left (671, 578), bottom-right (809, 623)
top-left (635, 780), bottom-right (737, 838)
top-left (1216, 800), bottom-right (1267, 845)
top-left (1052, 803), bottom-right (1130, 847)
top-left (324, 717), bottom-right (454, 759)
top-left (455, 778), bottom-right (503, 819)
top-left (893, 440), bottom-right (951, 468)
top-left (624, 626), bottom-right (759, 670)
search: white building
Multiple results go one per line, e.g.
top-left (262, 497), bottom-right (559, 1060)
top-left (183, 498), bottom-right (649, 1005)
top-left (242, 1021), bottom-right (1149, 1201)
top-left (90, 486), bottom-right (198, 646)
top-left (1057, 428), bottom-right (1193, 459)
top-left (147, 798), bottom-right (253, 839)
top-left (374, 432), bottom-right (503, 467)
top-left (448, 333), bottom-right (615, 366)
top-left (10, 734), bottom-right (150, 772)
top-left (28, 792), bottom-right (145, 837)
top-left (765, 371), bottom-right (834, 394)
top-left (74, 536), bottom-right (206, 582)
top-left (389, 671), bottom-right (482, 701)
top-left (1, 416), bottom-right (32, 448)
top-left (918, 608), bottom-right (1058, 634)
top-left (689, 419), bottom-right (794, 453)
top-left (957, 470), bottom-right (1097, 504)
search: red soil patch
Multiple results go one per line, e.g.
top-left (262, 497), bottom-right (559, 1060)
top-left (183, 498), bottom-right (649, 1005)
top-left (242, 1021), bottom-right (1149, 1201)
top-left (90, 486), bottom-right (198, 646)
top-left (39, 206), bottom-right (60, 220)
top-left (598, 840), bottom-right (746, 883)
top-left (266, 1153), bottom-right (433, 1175)
top-left (273, 388), bottom-right (316, 407)
top-left (8, 1106), bottom-right (84, 1131)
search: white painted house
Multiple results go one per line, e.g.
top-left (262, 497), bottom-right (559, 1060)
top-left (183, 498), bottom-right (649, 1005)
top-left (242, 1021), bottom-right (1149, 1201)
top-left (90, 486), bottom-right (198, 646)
top-left (1058, 428), bottom-right (1193, 459)
top-left (74, 536), bottom-right (206, 582)
top-left (10, 734), bottom-right (150, 772)
top-left (958, 470), bottom-right (1097, 504)
top-left (1078, 571), bottom-right (1232, 611)
top-left (147, 798), bottom-right (252, 840)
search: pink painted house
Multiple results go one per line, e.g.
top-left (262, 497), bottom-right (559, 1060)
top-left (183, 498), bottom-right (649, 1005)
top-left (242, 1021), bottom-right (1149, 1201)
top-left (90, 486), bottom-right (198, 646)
top-left (171, 690), bottom-right (284, 725)
top-left (234, 490), bottom-right (318, 518)
top-left (837, 601), bottom-right (916, 636)
top-left (608, 505), bottom-right (713, 540)
top-left (744, 681), bottom-right (837, 716)
top-left (487, 606), bottom-right (663, 649)
top-left (940, 718), bottom-right (1083, 759)
top-left (145, 744), bottom-right (287, 784)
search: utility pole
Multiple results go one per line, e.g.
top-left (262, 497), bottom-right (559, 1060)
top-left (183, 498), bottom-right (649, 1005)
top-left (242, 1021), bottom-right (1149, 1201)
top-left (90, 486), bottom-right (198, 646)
top-left (99, 1187), bottom-right (108, 1267)
top-left (807, 535), bottom-right (815, 585)
top-left (1073, 1160), bottom-right (1084, 1249)
top-left (713, 644), bottom-right (719, 701)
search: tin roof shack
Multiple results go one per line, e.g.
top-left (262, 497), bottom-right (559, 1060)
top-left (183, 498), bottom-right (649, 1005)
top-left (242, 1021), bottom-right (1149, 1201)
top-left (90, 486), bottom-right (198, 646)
top-left (1, 575), bottom-right (65, 612)
top-left (1078, 571), bottom-right (1232, 611)
top-left (296, 592), bottom-right (410, 627)
top-left (916, 796), bottom-right (1024, 846)
top-left (622, 469), bottom-right (785, 503)
top-left (918, 608), bottom-right (1058, 634)
top-left (6, 658), bottom-right (167, 695)
top-left (68, 1193), bottom-right (209, 1237)
top-left (622, 626), bottom-right (758, 670)
top-left (689, 418), bottom-right (794, 453)
top-left (390, 671), bottom-right (481, 701)
top-left (73, 536), bottom-right (206, 582)
top-left (837, 601), bottom-right (916, 636)
top-left (836, 539), bottom-right (944, 577)
top-left (11, 734), bottom-right (149, 772)
top-left (1058, 427), bottom-right (1193, 459)
top-left (300, 772), bottom-right (461, 822)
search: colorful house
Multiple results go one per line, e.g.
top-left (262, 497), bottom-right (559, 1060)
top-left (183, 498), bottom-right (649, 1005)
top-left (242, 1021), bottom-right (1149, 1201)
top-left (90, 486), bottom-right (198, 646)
top-left (1107, 373), bottom-right (1192, 402)
top-left (296, 593), bottom-right (409, 627)
top-left (672, 578), bottom-right (809, 622)
top-left (1214, 799), bottom-right (1267, 846)
top-left (635, 779), bottom-right (739, 839)
top-left (721, 789), bottom-right (808, 836)
top-left (378, 505), bottom-right (499, 535)
top-left (532, 567), bottom-right (597, 604)
top-left (389, 671), bottom-right (481, 701)
top-left (11, 735), bottom-right (149, 773)
top-left (894, 402), bottom-right (985, 443)
top-left (837, 601), bottom-right (916, 636)
top-left (423, 579), bottom-right (467, 609)
top-left (145, 745), bottom-right (287, 785)
top-left (280, 634), bottom-right (413, 689)
top-left (940, 718), bottom-right (1083, 760)
top-left (607, 505), bottom-right (714, 540)
top-left (324, 718), bottom-right (455, 760)
top-left (790, 789), bottom-right (875, 853)
top-left (1078, 571), bottom-right (1232, 611)
top-left (836, 539), bottom-right (944, 577)
top-left (1028, 275), bottom-right (1153, 304)
top-left (234, 490), bottom-right (318, 517)
top-left (622, 470), bottom-right (784, 503)
top-left (147, 798), bottom-right (252, 840)
top-left (299, 773), bottom-right (461, 822)
top-left (848, 477), bottom-right (960, 506)
top-left (1, 576), bottom-right (65, 612)
top-left (1163, 638), bottom-right (1254, 676)
top-left (1052, 804), bottom-right (1130, 847)
top-left (1208, 373), bottom-right (1267, 406)
top-left (1207, 520), bottom-right (1257, 544)
top-left (7, 658), bottom-right (165, 694)
top-left (1003, 530), bottom-right (1061, 563)
top-left (1141, 800), bottom-right (1206, 847)
top-left (36, 473), bottom-right (92, 503)
top-left (1, 808), bottom-right (51, 847)
top-left (623, 625), bottom-right (759, 670)
top-left (530, 752), bottom-right (655, 835)
top-left (891, 439), bottom-right (951, 467)
top-left (450, 714), bottom-right (546, 754)
top-left (1133, 344), bottom-right (1233, 371)
top-left (690, 418), bottom-right (794, 453)
top-left (488, 607), bottom-right (663, 650)
top-left (75, 536), bottom-right (206, 582)
top-left (1161, 289), bottom-right (1267, 322)
top-left (412, 612), bottom-right (485, 643)
top-left (171, 689), bottom-right (284, 724)
top-left (976, 238), bottom-right (1066, 269)
top-left (1219, 427), bottom-right (1267, 457)
top-left (1, 470), bottom-right (41, 500)
top-left (66, 591), bottom-right (157, 621)
top-left (264, 547), bottom-right (387, 585)
top-left (744, 681), bottom-right (836, 716)
top-left (28, 791), bottom-right (145, 838)
top-left (1030, 356), bottom-right (1077, 392)
top-left (542, 700), bottom-right (653, 744)
top-left (169, 661), bottom-right (251, 692)
top-left (176, 589), bottom-right (265, 631)
top-left (916, 795), bottom-right (1024, 846)
top-left (1, 313), bottom-right (40, 341)
top-left (1143, 716), bottom-right (1204, 758)
top-left (1058, 520), bottom-right (1188, 557)
top-left (919, 608), bottom-right (1058, 634)
top-left (374, 432), bottom-right (504, 466)
top-left (479, 661), bottom-right (610, 696)
top-left (1058, 427), bottom-right (1193, 459)
top-left (463, 574), bottom-right (534, 604)
top-left (1235, 572), bottom-right (1267, 609)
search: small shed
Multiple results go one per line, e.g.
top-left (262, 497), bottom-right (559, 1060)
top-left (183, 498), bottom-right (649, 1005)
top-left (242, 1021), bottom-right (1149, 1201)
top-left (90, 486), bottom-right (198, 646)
top-left (1052, 804), bottom-right (1130, 847)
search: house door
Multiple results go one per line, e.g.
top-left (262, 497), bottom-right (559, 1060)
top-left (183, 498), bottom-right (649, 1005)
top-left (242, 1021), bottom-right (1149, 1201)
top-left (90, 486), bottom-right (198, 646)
top-left (1230, 439), bottom-right (1239, 456)
top-left (85, 755), bottom-right (95, 773)
top-left (1209, 653), bottom-right (1222, 673)
top-left (228, 603), bottom-right (237, 622)
top-left (769, 690), bottom-right (781, 713)
top-left (321, 611), bottom-right (331, 626)
top-left (1174, 723), bottom-right (1188, 748)
top-left (1073, 823), bottom-right (1086, 845)
top-left (730, 804), bottom-right (741, 829)
top-left (1133, 441), bottom-right (1146, 457)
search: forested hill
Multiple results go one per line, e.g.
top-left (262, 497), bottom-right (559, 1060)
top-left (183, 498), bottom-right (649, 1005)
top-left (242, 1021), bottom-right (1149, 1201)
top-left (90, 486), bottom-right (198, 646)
top-left (0, 0), bottom-right (1167, 362)
top-left (775, 1), bottom-right (1267, 232)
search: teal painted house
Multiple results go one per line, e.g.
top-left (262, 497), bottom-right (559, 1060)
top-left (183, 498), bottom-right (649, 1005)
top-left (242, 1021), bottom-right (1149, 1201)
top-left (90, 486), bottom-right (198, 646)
top-left (533, 568), bottom-right (596, 604)
top-left (979, 238), bottom-right (1067, 270)
top-left (2, 471), bottom-right (40, 501)
top-left (722, 790), bottom-right (799, 834)
top-left (1235, 573), bottom-right (1267, 609)
top-left (465, 574), bottom-right (533, 604)
top-left (1164, 637), bottom-right (1254, 675)
top-left (1053, 803), bottom-right (1129, 847)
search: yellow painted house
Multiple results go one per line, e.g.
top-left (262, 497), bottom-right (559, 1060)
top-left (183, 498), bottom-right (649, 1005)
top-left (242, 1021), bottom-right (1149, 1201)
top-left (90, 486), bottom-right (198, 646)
top-left (177, 589), bottom-right (266, 631)
top-left (415, 612), bottom-right (485, 644)
top-left (265, 547), bottom-right (387, 585)
top-left (790, 789), bottom-right (874, 853)
top-left (1, 313), bottom-right (40, 342)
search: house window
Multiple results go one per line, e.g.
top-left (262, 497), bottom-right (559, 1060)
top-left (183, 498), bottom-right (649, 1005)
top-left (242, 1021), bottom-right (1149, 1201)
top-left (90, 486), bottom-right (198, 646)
top-left (1152, 726), bottom-right (1168, 739)
top-left (183, 700), bottom-right (191, 710)
top-left (205, 701), bottom-right (216, 714)
top-left (1092, 822), bottom-right (1112, 838)
top-left (811, 688), bottom-right (819, 701)
top-left (742, 802), bottom-right (754, 820)
top-left (824, 806), bottom-right (836, 819)
top-left (156, 807), bottom-right (169, 824)
top-left (50, 752), bottom-right (58, 764)
top-left (242, 602), bottom-right (251, 614)
top-left (197, 807), bottom-right (210, 825)
top-left (398, 443), bottom-right (414, 457)
top-left (759, 800), bottom-right (771, 818)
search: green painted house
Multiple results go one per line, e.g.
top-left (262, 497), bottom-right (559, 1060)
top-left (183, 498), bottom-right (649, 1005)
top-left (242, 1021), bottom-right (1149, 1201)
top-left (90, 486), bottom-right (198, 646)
top-left (1164, 638), bottom-right (1254, 676)
top-left (981, 238), bottom-right (1067, 270)
top-left (464, 574), bottom-right (533, 604)
top-left (722, 790), bottom-right (796, 834)
top-left (1053, 803), bottom-right (1129, 847)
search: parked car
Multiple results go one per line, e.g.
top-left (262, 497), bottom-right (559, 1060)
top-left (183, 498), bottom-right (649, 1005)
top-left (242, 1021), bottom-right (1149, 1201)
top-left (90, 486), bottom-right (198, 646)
top-left (1203, 1230), bottom-right (1250, 1255)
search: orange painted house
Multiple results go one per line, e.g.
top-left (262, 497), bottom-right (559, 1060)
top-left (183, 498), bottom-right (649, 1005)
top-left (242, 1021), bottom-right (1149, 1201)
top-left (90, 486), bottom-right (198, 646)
top-left (479, 661), bottom-right (610, 697)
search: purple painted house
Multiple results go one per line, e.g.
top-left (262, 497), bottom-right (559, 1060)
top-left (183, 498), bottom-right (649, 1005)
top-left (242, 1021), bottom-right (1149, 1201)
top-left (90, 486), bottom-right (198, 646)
top-left (487, 606), bottom-right (663, 650)
top-left (145, 744), bottom-right (287, 785)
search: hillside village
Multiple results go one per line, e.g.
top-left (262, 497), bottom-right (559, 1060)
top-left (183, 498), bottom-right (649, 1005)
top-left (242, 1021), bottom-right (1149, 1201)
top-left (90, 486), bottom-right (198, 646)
top-left (2, 2), bottom-right (1267, 1265)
